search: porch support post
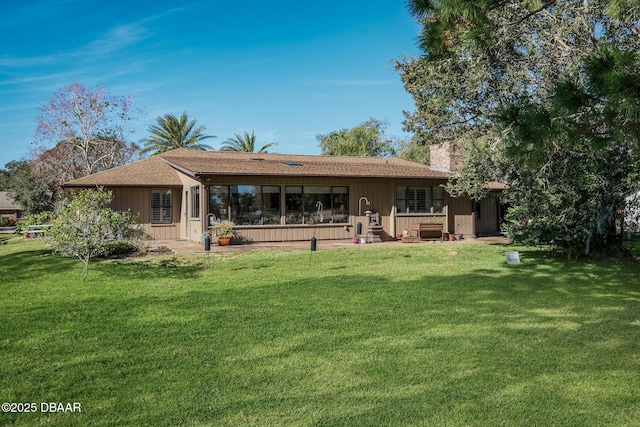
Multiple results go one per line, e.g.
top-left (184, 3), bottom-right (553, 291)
top-left (390, 205), bottom-right (396, 239)
top-left (471, 199), bottom-right (477, 238)
top-left (471, 211), bottom-right (477, 237)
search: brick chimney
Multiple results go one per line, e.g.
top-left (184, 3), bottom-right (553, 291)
top-left (430, 141), bottom-right (461, 172)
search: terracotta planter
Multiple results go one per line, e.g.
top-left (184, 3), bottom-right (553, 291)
top-left (217, 236), bottom-right (231, 246)
top-left (448, 233), bottom-right (455, 241)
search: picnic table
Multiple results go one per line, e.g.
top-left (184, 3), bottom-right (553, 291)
top-left (24, 224), bottom-right (52, 238)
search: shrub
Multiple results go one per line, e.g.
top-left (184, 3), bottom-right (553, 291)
top-left (16, 211), bottom-right (57, 234)
top-left (46, 187), bottom-right (140, 279)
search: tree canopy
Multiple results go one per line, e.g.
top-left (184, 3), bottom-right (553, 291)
top-left (398, 0), bottom-right (640, 255)
top-left (30, 82), bottom-right (139, 207)
top-left (140, 112), bottom-right (214, 156)
top-left (220, 131), bottom-right (275, 153)
top-left (317, 119), bottom-right (395, 157)
top-left (498, 44), bottom-right (640, 256)
top-left (2, 160), bottom-right (56, 215)
top-left (35, 82), bottom-right (139, 177)
top-left (397, 0), bottom-right (640, 146)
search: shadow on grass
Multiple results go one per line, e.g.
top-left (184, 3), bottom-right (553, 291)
top-left (0, 244), bottom-right (73, 282)
top-left (103, 256), bottom-right (204, 280)
top-left (0, 242), bottom-right (204, 283)
top-left (2, 244), bottom-right (640, 426)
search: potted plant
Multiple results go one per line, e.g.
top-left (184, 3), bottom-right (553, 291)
top-left (216, 220), bottom-right (234, 246)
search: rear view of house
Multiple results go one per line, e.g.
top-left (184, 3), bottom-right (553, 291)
top-left (64, 148), bottom-right (503, 243)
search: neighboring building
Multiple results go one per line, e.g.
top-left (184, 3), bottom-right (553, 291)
top-left (63, 148), bottom-right (503, 243)
top-left (0, 192), bottom-right (22, 226)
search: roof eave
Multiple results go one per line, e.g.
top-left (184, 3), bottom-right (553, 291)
top-left (162, 159), bottom-right (198, 178)
top-left (195, 172), bottom-right (450, 179)
top-left (63, 183), bottom-right (183, 188)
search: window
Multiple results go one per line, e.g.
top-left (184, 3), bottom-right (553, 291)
top-left (152, 189), bottom-right (172, 224)
top-left (396, 186), bottom-right (444, 214)
top-left (191, 186), bottom-right (200, 218)
top-left (208, 185), bottom-right (281, 225)
top-left (285, 186), bottom-right (349, 224)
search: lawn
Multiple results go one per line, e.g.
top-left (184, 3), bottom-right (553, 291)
top-left (1, 235), bottom-right (639, 426)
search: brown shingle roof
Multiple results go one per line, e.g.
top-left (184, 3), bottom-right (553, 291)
top-left (64, 152), bottom-right (183, 187)
top-left (64, 148), bottom-right (451, 187)
top-left (0, 191), bottom-right (21, 210)
top-left (162, 149), bottom-right (451, 179)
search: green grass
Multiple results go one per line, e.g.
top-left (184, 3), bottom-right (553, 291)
top-left (1, 235), bottom-right (639, 426)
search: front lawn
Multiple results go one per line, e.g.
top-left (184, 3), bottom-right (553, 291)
top-left (1, 236), bottom-right (639, 426)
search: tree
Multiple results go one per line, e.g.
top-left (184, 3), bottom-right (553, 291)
top-left (0, 167), bottom-right (9, 191)
top-left (397, 0), bottom-right (640, 147)
top-left (139, 112), bottom-right (214, 156)
top-left (35, 82), bottom-right (140, 178)
top-left (398, 0), bottom-right (640, 255)
top-left (395, 135), bottom-right (430, 164)
top-left (3, 160), bottom-right (56, 214)
top-left (220, 131), bottom-right (275, 153)
top-left (316, 119), bottom-right (395, 157)
top-left (46, 187), bottom-right (139, 279)
top-left (498, 45), bottom-right (640, 256)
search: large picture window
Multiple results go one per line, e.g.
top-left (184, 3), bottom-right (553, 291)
top-left (209, 185), bottom-right (281, 225)
top-left (152, 189), bottom-right (172, 224)
top-left (396, 186), bottom-right (444, 214)
top-left (285, 186), bottom-right (349, 224)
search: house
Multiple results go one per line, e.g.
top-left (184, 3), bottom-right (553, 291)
top-left (0, 191), bottom-right (22, 226)
top-left (63, 147), bottom-right (503, 243)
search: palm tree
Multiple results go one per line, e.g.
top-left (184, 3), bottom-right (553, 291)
top-left (139, 112), bottom-right (215, 156)
top-left (220, 131), bottom-right (276, 153)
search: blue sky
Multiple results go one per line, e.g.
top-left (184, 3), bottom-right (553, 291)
top-left (0, 0), bottom-right (421, 168)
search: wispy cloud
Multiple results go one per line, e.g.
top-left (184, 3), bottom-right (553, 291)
top-left (0, 69), bottom-right (88, 87)
top-left (83, 6), bottom-right (188, 56)
top-left (0, 54), bottom-right (59, 68)
top-left (0, 6), bottom-right (187, 70)
top-left (83, 23), bottom-right (150, 56)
